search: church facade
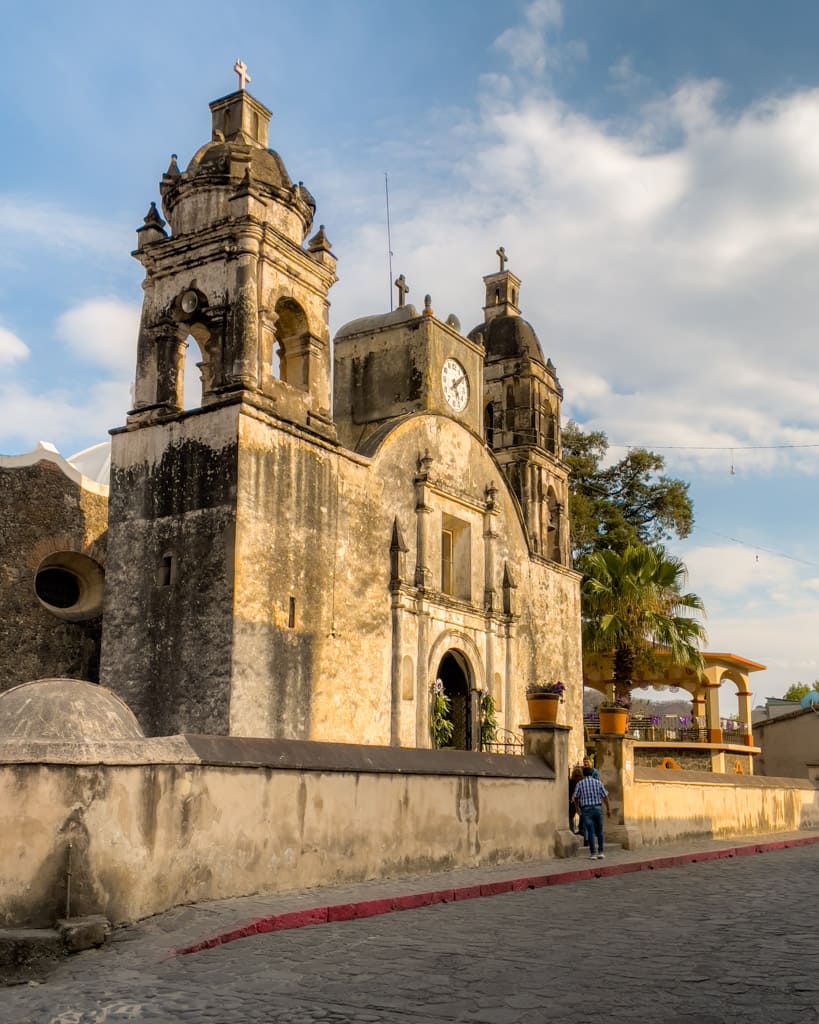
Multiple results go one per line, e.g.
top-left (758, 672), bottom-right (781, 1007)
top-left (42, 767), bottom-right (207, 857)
top-left (0, 83), bottom-right (582, 753)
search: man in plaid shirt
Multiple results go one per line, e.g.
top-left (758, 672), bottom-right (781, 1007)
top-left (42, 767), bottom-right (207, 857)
top-left (573, 766), bottom-right (611, 859)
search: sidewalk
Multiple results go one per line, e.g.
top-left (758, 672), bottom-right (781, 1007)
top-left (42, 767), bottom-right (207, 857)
top-left (114, 829), bottom-right (819, 961)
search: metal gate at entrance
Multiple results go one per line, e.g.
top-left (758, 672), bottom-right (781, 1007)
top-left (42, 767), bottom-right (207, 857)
top-left (437, 650), bottom-right (475, 751)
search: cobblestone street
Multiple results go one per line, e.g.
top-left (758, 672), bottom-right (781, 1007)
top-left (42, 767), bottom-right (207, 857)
top-left (5, 842), bottom-right (819, 1024)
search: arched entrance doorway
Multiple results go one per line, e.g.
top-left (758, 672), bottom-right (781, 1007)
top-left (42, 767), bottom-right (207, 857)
top-left (437, 651), bottom-right (474, 750)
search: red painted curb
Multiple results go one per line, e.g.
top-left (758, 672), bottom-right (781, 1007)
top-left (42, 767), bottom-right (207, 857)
top-left (172, 834), bottom-right (819, 956)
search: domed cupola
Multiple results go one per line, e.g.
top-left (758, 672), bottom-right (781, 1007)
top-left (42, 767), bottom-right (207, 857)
top-left (468, 314), bottom-right (546, 367)
top-left (158, 87), bottom-right (316, 244)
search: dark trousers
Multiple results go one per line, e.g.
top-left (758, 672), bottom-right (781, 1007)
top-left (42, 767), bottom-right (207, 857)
top-left (580, 804), bottom-right (604, 854)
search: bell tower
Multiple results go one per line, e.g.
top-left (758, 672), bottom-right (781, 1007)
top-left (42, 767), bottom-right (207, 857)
top-left (468, 251), bottom-right (570, 565)
top-left (101, 71), bottom-right (340, 737)
top-left (128, 81), bottom-right (336, 436)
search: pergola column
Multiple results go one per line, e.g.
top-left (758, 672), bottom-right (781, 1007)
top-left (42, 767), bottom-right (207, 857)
top-left (701, 667), bottom-right (723, 744)
top-left (691, 689), bottom-right (706, 732)
top-left (735, 685), bottom-right (753, 746)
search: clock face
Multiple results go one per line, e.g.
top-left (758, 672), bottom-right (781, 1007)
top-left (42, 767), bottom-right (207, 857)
top-left (441, 358), bottom-right (469, 412)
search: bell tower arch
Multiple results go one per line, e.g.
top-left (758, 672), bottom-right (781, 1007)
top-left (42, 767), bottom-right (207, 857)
top-left (128, 87), bottom-right (337, 436)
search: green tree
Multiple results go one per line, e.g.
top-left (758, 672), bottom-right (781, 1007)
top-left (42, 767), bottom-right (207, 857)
top-left (581, 544), bottom-right (707, 705)
top-left (783, 680), bottom-right (819, 702)
top-left (563, 421), bottom-right (694, 562)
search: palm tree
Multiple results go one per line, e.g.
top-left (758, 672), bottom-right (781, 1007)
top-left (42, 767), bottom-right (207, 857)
top-left (581, 544), bottom-right (706, 705)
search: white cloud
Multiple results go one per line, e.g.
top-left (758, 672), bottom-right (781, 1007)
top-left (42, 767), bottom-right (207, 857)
top-left (493, 0), bottom-right (586, 78)
top-left (0, 326), bottom-right (29, 365)
top-left (56, 298), bottom-right (140, 374)
top-left (330, 72), bottom-right (819, 476)
top-left (0, 378), bottom-right (129, 456)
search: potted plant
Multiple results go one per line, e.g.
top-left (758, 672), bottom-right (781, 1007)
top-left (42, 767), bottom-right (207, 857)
top-left (598, 693), bottom-right (631, 735)
top-left (525, 680), bottom-right (564, 724)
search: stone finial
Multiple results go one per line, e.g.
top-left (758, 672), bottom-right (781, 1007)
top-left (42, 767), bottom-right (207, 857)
top-left (496, 245), bottom-right (508, 272)
top-left (486, 481), bottom-right (498, 510)
top-left (417, 448), bottom-right (433, 474)
top-left (308, 224), bottom-right (333, 253)
top-left (164, 154), bottom-right (181, 179)
top-left (423, 294), bottom-right (433, 317)
top-left (142, 202), bottom-right (165, 229)
top-left (136, 202), bottom-right (168, 248)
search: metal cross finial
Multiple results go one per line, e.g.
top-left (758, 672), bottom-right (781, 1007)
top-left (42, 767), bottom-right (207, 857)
top-left (233, 59), bottom-right (252, 91)
top-left (395, 273), bottom-right (409, 308)
top-left (496, 246), bottom-right (508, 273)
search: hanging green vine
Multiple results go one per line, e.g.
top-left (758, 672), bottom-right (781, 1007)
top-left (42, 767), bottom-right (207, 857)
top-left (480, 692), bottom-right (498, 749)
top-left (430, 679), bottom-right (454, 748)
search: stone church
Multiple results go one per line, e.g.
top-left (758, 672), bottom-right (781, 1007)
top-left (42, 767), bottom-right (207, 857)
top-left (0, 82), bottom-right (582, 753)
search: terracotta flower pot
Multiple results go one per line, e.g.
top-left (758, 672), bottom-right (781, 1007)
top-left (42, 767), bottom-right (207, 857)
top-left (598, 707), bottom-right (629, 735)
top-left (527, 693), bottom-right (560, 724)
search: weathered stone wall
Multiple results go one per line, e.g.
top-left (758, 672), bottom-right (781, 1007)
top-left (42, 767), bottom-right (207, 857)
top-left (0, 737), bottom-right (562, 929)
top-left (627, 768), bottom-right (819, 844)
top-left (104, 400), bottom-right (583, 750)
top-left (100, 407), bottom-right (240, 735)
top-left (0, 461), bottom-right (107, 692)
top-left (636, 747), bottom-right (712, 771)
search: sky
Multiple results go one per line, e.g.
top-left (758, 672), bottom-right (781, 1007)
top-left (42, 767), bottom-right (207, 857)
top-left (1, 0), bottom-right (818, 711)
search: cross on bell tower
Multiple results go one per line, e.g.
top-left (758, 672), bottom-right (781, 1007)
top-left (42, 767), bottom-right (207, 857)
top-left (482, 245), bottom-right (521, 323)
top-left (233, 59), bottom-right (251, 91)
top-left (394, 273), bottom-right (410, 308)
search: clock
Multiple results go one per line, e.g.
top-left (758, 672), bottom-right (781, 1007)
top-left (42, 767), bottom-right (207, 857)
top-left (441, 357), bottom-right (469, 412)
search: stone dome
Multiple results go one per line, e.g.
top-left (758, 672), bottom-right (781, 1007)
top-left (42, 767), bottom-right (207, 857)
top-left (0, 678), bottom-right (144, 741)
top-left (468, 315), bottom-right (546, 366)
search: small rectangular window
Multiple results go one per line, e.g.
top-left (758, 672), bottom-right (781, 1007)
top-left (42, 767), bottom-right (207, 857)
top-left (158, 555), bottom-right (174, 587)
top-left (441, 514), bottom-right (471, 601)
top-left (441, 529), bottom-right (454, 596)
top-left (288, 596), bottom-right (296, 628)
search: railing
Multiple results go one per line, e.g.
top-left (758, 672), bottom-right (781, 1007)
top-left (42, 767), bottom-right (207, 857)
top-left (584, 713), bottom-right (750, 745)
top-left (482, 727), bottom-right (524, 755)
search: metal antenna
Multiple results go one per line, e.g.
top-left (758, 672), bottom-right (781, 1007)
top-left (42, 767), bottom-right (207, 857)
top-left (385, 172), bottom-right (394, 311)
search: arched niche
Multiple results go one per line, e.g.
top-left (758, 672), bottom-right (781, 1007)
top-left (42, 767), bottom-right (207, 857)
top-left (546, 486), bottom-right (561, 563)
top-left (273, 297), bottom-right (310, 390)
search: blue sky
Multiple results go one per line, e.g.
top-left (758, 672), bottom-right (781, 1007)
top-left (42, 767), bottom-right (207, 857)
top-left (2, 0), bottom-right (818, 710)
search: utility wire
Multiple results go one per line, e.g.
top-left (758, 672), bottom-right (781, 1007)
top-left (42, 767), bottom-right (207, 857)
top-left (689, 527), bottom-right (819, 570)
top-left (608, 442), bottom-right (819, 451)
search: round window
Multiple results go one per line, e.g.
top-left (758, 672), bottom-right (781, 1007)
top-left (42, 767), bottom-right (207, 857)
top-left (35, 567), bottom-right (81, 608)
top-left (34, 552), bottom-right (104, 622)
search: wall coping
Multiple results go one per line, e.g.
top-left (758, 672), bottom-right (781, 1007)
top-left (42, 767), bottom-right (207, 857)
top-left (636, 766), bottom-right (819, 790)
top-left (0, 734), bottom-right (556, 780)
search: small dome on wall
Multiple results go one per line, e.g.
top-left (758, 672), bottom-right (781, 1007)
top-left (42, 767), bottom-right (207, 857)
top-left (0, 678), bottom-right (144, 741)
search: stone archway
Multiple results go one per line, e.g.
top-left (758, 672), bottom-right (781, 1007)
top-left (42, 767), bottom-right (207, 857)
top-left (437, 650), bottom-right (474, 751)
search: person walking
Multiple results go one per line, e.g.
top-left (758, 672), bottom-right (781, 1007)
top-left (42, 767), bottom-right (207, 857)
top-left (568, 764), bottom-right (584, 833)
top-left (573, 765), bottom-right (611, 859)
top-left (582, 756), bottom-right (600, 779)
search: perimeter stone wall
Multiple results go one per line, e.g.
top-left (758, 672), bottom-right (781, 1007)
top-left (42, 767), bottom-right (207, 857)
top-left (0, 736), bottom-right (563, 928)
